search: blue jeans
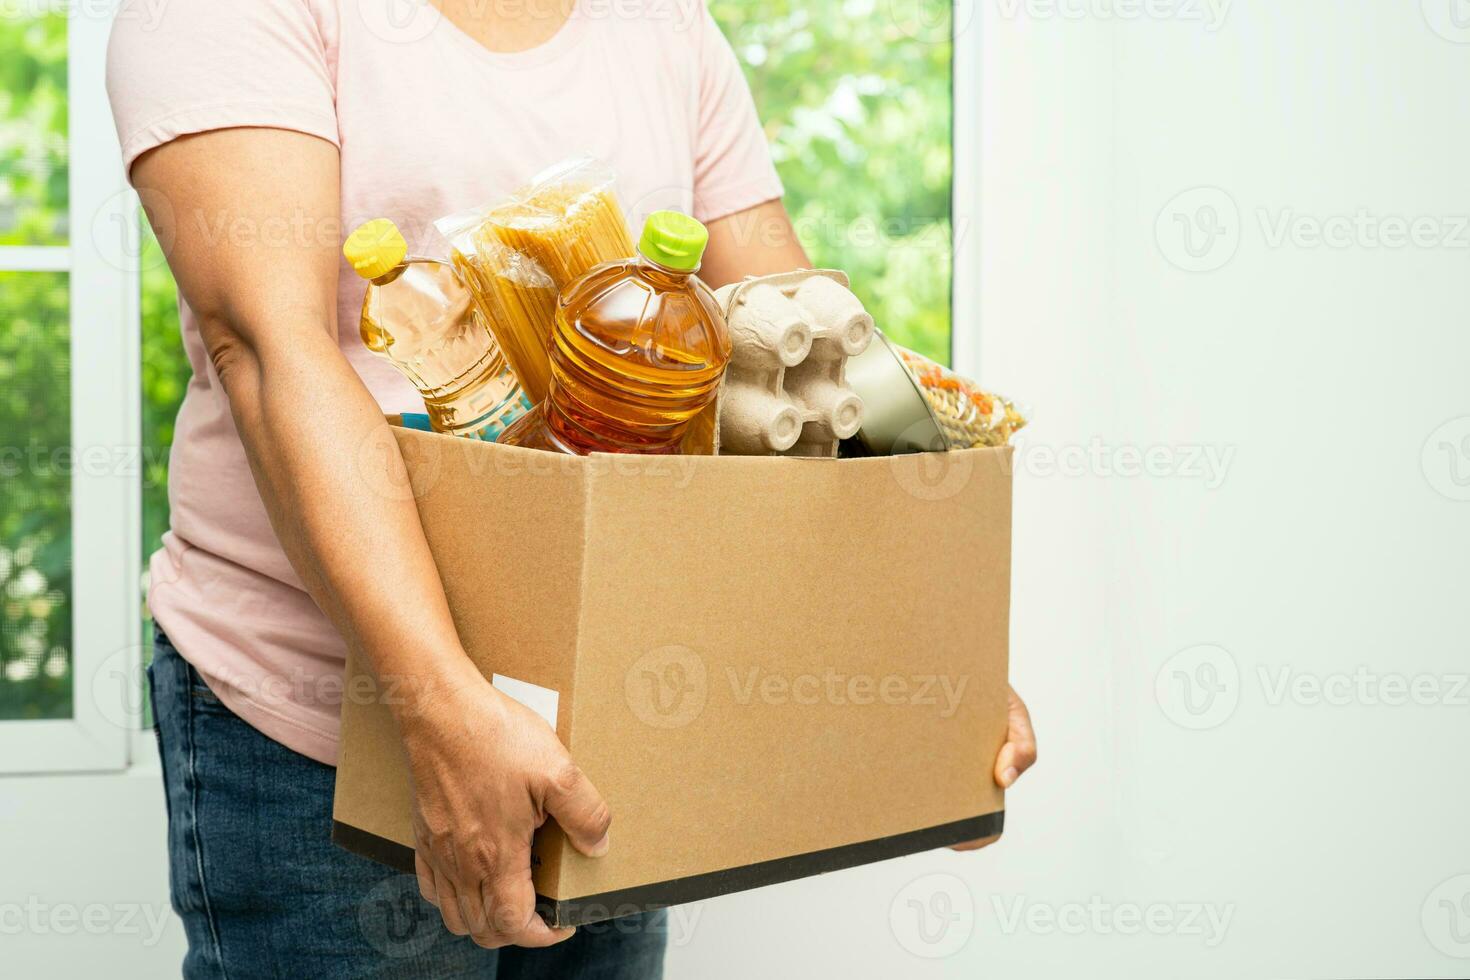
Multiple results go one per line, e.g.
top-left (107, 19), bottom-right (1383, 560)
top-left (148, 628), bottom-right (667, 979)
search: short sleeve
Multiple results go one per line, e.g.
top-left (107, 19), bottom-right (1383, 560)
top-left (106, 0), bottom-right (339, 178)
top-left (691, 5), bottom-right (784, 223)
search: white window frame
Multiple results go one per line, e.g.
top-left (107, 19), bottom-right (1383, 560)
top-left (0, 0), bottom-right (976, 775)
top-left (0, 5), bottom-right (139, 773)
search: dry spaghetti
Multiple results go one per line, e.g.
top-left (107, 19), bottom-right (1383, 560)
top-left (445, 240), bottom-right (558, 406)
top-left (436, 158), bottom-right (636, 407)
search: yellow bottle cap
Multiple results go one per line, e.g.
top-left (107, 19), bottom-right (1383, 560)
top-left (343, 219), bottom-right (408, 280)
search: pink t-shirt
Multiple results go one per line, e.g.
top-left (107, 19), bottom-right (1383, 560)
top-left (106, 0), bottom-right (782, 764)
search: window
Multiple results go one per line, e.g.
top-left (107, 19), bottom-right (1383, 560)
top-left (2, 10), bottom-right (69, 722)
top-left (0, 5), bottom-right (136, 770)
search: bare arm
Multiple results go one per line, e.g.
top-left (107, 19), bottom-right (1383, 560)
top-left (700, 198), bottom-right (812, 287)
top-left (132, 126), bottom-right (608, 948)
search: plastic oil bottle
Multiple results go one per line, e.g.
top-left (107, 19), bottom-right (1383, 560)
top-left (344, 219), bottom-right (530, 440)
top-left (499, 211), bottom-right (730, 455)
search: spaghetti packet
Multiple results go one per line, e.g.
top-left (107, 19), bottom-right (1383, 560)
top-left (481, 156), bottom-right (635, 285)
top-left (433, 223), bottom-right (558, 406)
top-left (435, 158), bottom-right (636, 405)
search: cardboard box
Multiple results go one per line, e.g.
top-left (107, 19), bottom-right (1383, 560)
top-left (333, 428), bottom-right (1012, 927)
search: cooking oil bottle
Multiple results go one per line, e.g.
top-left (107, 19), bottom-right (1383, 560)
top-left (499, 211), bottom-right (729, 455)
top-left (344, 219), bottom-right (530, 440)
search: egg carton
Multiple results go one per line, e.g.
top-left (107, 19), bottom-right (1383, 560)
top-left (713, 270), bottom-right (876, 457)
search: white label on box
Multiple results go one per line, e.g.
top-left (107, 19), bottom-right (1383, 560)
top-left (491, 674), bottom-right (560, 732)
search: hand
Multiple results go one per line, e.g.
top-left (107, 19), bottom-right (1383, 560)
top-left (951, 684), bottom-right (1037, 852)
top-left (397, 664), bottom-right (612, 947)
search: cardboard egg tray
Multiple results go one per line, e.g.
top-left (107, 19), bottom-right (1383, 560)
top-left (713, 270), bottom-right (876, 457)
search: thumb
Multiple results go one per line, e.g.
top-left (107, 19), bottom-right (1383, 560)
top-left (543, 761), bottom-right (613, 857)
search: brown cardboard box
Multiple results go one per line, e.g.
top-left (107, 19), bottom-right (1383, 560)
top-left (333, 428), bottom-right (1012, 927)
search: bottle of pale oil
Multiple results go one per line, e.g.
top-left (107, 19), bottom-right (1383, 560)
top-left (344, 219), bottom-right (529, 440)
top-left (500, 211), bottom-right (730, 455)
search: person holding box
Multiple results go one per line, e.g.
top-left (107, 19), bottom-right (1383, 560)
top-left (105, 0), bottom-right (1036, 975)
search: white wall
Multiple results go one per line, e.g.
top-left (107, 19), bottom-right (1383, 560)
top-left (0, 751), bottom-right (185, 972)
top-left (7, 3), bottom-right (1470, 977)
top-left (669, 1), bottom-right (1470, 977)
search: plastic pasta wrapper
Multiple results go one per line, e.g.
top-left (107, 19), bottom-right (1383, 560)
top-left (895, 345), bottom-right (1027, 449)
top-left (435, 157), bottom-right (636, 406)
top-left (481, 157), bottom-right (636, 287)
top-left (436, 219), bottom-right (559, 406)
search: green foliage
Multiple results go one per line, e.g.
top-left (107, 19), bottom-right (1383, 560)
top-left (0, 272), bottom-right (72, 718)
top-left (0, 10), bottom-right (70, 718)
top-left (0, 12), bottom-right (67, 244)
top-left (0, 3), bottom-right (953, 718)
top-left (709, 0), bottom-right (953, 361)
